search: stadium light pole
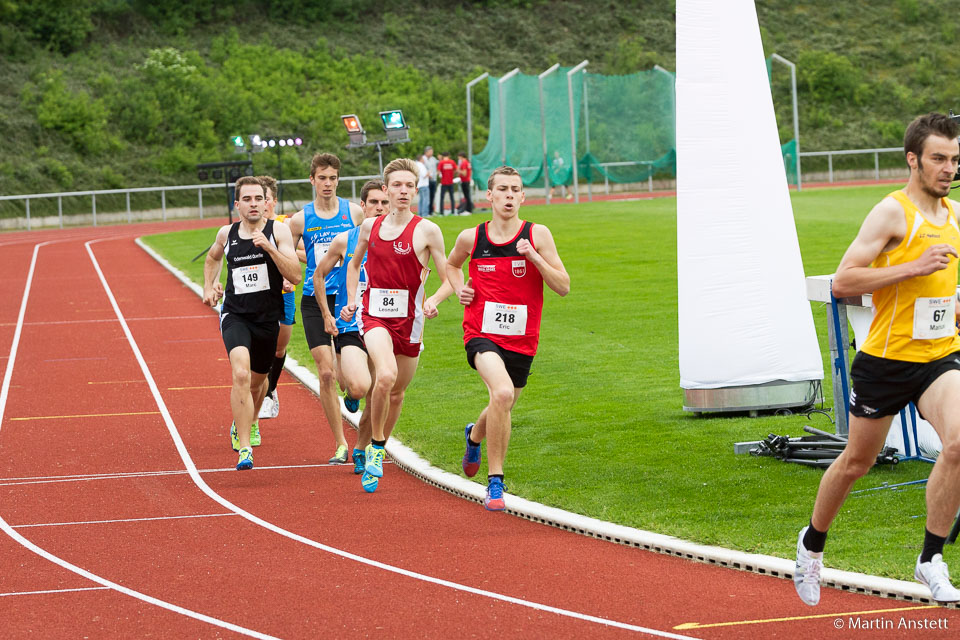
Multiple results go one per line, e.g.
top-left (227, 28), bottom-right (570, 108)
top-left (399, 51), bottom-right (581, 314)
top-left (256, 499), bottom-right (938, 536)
top-left (567, 60), bottom-right (589, 203)
top-left (539, 63), bottom-right (560, 204)
top-left (466, 72), bottom-right (489, 164)
top-left (498, 68), bottom-right (521, 166)
top-left (770, 53), bottom-right (802, 191)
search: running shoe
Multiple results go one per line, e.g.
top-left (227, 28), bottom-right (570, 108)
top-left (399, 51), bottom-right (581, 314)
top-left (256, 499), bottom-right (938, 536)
top-left (361, 471), bottom-right (379, 493)
top-left (230, 422), bottom-right (240, 451)
top-left (258, 391), bottom-right (277, 420)
top-left (794, 526), bottom-right (823, 606)
top-left (352, 449), bottom-right (365, 475)
top-left (344, 393), bottom-right (360, 414)
top-left (461, 423), bottom-right (481, 477)
top-left (236, 447), bottom-right (253, 470)
top-left (484, 477), bottom-right (506, 511)
top-left (329, 444), bottom-right (349, 464)
top-left (915, 554), bottom-right (960, 602)
top-left (365, 443), bottom-right (385, 477)
top-left (250, 421), bottom-right (261, 447)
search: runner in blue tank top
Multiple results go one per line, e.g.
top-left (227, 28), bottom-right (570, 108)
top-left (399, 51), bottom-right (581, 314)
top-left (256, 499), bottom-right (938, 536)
top-left (314, 180), bottom-right (388, 476)
top-left (287, 153), bottom-right (364, 464)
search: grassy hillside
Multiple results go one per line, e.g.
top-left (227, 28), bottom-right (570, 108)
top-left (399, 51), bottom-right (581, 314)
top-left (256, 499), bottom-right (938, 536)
top-left (2, 0), bottom-right (960, 197)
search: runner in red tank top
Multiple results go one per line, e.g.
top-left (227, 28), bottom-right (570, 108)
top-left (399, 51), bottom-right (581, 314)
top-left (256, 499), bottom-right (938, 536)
top-left (341, 158), bottom-right (452, 492)
top-left (445, 166), bottom-right (569, 510)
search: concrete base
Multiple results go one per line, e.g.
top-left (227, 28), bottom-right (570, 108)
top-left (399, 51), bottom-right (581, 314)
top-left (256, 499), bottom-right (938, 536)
top-left (683, 380), bottom-right (819, 416)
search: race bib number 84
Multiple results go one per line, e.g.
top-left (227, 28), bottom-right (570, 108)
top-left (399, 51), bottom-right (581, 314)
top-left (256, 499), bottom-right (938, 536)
top-left (913, 296), bottom-right (954, 340)
top-left (370, 288), bottom-right (408, 318)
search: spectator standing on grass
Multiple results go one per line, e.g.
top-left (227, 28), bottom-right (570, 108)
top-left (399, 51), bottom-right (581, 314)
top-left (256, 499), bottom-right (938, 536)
top-left (793, 112), bottom-right (960, 606)
top-left (257, 175), bottom-right (296, 424)
top-left (416, 156), bottom-right (430, 215)
top-left (286, 153), bottom-right (364, 465)
top-left (422, 146), bottom-right (438, 215)
top-left (444, 165), bottom-right (569, 510)
top-left (313, 179), bottom-right (389, 475)
top-left (340, 158), bottom-right (452, 493)
top-left (457, 151), bottom-right (474, 214)
top-left (202, 176), bottom-right (301, 471)
top-left (437, 151), bottom-right (458, 216)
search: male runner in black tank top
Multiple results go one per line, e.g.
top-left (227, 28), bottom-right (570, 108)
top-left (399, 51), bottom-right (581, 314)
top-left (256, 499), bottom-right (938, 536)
top-left (203, 177), bottom-right (301, 470)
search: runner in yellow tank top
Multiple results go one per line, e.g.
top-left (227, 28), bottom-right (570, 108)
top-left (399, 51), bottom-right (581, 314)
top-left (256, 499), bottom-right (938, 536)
top-left (793, 113), bottom-right (960, 607)
top-left (860, 189), bottom-right (960, 361)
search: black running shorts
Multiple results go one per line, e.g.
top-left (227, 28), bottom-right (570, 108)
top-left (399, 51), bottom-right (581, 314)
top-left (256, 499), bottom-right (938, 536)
top-left (849, 350), bottom-right (960, 419)
top-left (220, 312), bottom-right (280, 374)
top-left (300, 293), bottom-right (338, 349)
top-left (465, 337), bottom-right (534, 388)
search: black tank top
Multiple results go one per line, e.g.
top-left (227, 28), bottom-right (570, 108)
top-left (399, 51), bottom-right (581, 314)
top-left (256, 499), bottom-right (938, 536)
top-left (222, 219), bottom-right (284, 321)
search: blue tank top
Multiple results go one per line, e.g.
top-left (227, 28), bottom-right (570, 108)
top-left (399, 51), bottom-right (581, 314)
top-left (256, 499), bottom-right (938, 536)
top-left (302, 197), bottom-right (355, 297)
top-left (333, 226), bottom-right (368, 334)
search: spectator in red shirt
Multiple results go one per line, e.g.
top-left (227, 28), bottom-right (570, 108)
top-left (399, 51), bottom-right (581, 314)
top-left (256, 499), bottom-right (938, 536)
top-left (457, 151), bottom-right (474, 214)
top-left (437, 151), bottom-right (458, 216)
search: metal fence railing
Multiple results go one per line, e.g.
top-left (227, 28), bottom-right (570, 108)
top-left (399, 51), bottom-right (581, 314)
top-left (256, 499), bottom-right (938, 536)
top-left (0, 175), bottom-right (379, 230)
top-left (798, 147), bottom-right (903, 183)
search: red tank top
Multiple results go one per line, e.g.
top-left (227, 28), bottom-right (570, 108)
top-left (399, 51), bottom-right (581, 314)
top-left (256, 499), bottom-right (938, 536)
top-left (464, 221), bottom-right (543, 356)
top-left (361, 214), bottom-right (428, 339)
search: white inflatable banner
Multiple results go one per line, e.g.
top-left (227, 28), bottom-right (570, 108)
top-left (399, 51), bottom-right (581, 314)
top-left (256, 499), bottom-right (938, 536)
top-left (676, 0), bottom-right (823, 389)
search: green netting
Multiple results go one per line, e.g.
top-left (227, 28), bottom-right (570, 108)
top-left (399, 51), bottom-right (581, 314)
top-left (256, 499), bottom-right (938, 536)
top-left (472, 67), bottom-right (676, 189)
top-left (473, 60), bottom-right (798, 189)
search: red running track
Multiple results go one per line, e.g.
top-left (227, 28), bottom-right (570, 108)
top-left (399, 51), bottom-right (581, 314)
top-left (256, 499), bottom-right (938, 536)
top-left (1, 221), bottom-right (958, 639)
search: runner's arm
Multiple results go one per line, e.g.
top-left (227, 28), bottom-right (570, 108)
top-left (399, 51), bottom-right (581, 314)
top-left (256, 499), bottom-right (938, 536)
top-left (445, 228), bottom-right (475, 305)
top-left (343, 219), bottom-right (372, 321)
top-left (523, 225), bottom-right (570, 297)
top-left (832, 197), bottom-right (956, 297)
top-left (424, 223), bottom-right (453, 318)
top-left (202, 226), bottom-right (229, 307)
top-left (313, 233), bottom-right (348, 336)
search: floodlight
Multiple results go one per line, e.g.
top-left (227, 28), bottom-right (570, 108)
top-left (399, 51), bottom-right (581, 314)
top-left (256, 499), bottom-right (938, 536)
top-left (268, 139), bottom-right (276, 148)
top-left (197, 169), bottom-right (209, 180)
top-left (212, 169), bottom-right (223, 179)
top-left (233, 135), bottom-right (244, 147)
top-left (342, 114), bottom-right (363, 133)
top-left (279, 139), bottom-right (287, 147)
top-left (379, 110), bottom-right (405, 130)
top-left (295, 137), bottom-right (303, 146)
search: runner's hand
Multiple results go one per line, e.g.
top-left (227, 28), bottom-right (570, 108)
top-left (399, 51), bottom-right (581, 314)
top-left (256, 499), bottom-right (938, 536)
top-left (341, 303), bottom-right (356, 321)
top-left (914, 244), bottom-right (958, 276)
top-left (424, 297), bottom-right (439, 319)
top-left (202, 284), bottom-right (223, 307)
top-left (458, 277), bottom-right (475, 306)
top-left (282, 278), bottom-right (296, 293)
top-left (323, 313), bottom-right (339, 336)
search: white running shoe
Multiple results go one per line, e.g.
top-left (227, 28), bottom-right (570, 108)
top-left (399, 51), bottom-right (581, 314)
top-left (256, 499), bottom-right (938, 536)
top-left (258, 390), bottom-right (279, 420)
top-left (915, 554), bottom-right (960, 602)
top-left (794, 526), bottom-right (823, 606)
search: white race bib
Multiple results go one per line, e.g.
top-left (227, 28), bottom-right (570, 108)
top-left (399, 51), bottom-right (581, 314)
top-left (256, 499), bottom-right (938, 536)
top-left (481, 301), bottom-right (527, 336)
top-left (232, 263), bottom-right (269, 294)
top-left (313, 241), bottom-right (338, 267)
top-left (370, 288), bottom-right (408, 318)
top-left (356, 281), bottom-right (368, 307)
top-left (912, 296), bottom-right (954, 339)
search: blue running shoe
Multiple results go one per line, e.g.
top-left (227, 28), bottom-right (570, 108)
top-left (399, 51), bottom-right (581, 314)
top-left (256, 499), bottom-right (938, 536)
top-left (361, 471), bottom-right (379, 493)
top-left (344, 393), bottom-right (360, 413)
top-left (365, 443), bottom-right (385, 478)
top-left (461, 423), bottom-right (481, 477)
top-left (236, 447), bottom-right (253, 471)
top-left (230, 422), bottom-right (240, 451)
top-left (484, 477), bottom-right (506, 511)
top-left (352, 449), bottom-right (365, 475)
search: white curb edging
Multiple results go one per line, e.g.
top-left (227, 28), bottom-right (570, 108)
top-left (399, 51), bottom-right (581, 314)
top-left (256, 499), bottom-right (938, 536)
top-left (135, 237), bottom-right (952, 608)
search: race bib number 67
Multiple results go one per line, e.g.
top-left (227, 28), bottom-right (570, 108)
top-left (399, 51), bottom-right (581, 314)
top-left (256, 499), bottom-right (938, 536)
top-left (913, 296), bottom-right (954, 340)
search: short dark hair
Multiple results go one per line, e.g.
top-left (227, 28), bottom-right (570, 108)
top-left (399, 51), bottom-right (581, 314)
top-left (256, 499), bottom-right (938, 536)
top-left (257, 175), bottom-right (278, 199)
top-left (904, 113), bottom-right (959, 161)
top-left (234, 176), bottom-right (264, 200)
top-left (360, 179), bottom-right (385, 204)
top-left (310, 153), bottom-right (341, 178)
top-left (487, 165), bottom-right (522, 190)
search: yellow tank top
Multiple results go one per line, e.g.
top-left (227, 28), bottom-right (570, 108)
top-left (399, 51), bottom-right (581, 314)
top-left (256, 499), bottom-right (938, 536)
top-left (861, 190), bottom-right (960, 362)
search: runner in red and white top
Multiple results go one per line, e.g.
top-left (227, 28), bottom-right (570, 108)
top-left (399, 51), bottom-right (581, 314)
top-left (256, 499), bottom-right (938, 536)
top-left (445, 165), bottom-right (569, 510)
top-left (341, 158), bottom-right (451, 492)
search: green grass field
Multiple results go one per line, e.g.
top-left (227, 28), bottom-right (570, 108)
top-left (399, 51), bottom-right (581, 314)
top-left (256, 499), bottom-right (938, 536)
top-left (141, 183), bottom-right (946, 581)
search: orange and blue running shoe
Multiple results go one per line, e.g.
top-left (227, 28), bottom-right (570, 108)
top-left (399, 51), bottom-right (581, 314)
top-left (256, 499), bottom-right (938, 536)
top-left (461, 423), bottom-right (481, 477)
top-left (484, 477), bottom-right (505, 511)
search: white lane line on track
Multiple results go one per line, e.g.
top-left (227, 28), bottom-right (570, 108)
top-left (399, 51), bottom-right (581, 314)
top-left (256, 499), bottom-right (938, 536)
top-left (0, 315), bottom-right (216, 327)
top-left (0, 461), bottom-right (380, 486)
top-left (87, 246), bottom-right (700, 640)
top-left (1, 586), bottom-right (111, 597)
top-left (13, 513), bottom-right (237, 529)
top-left (0, 241), bottom-right (280, 640)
